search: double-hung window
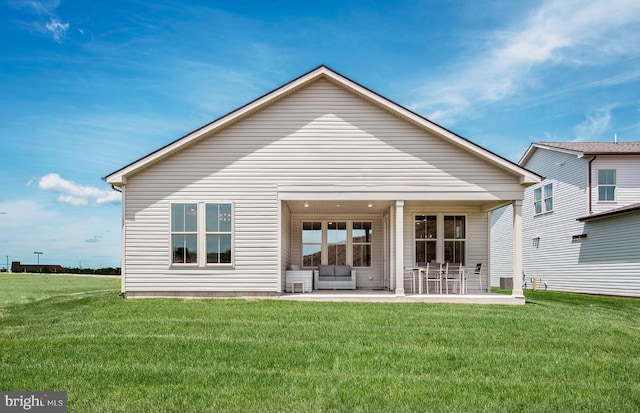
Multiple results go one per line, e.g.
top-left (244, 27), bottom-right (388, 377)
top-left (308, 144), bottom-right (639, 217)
top-left (534, 183), bottom-right (553, 215)
top-left (206, 203), bottom-right (232, 264)
top-left (171, 203), bottom-right (198, 264)
top-left (302, 222), bottom-right (322, 268)
top-left (171, 202), bottom-right (233, 266)
top-left (352, 222), bottom-right (372, 267)
top-left (414, 215), bottom-right (466, 265)
top-left (327, 222), bottom-right (347, 265)
top-left (444, 216), bottom-right (465, 265)
top-left (598, 170), bottom-right (616, 202)
top-left (415, 215), bottom-right (437, 264)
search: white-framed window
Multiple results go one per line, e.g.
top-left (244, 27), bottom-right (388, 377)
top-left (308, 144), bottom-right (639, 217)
top-left (205, 203), bottom-right (232, 264)
top-left (352, 222), bottom-right (372, 268)
top-left (414, 215), bottom-right (466, 265)
top-left (444, 215), bottom-right (466, 265)
top-left (327, 222), bottom-right (347, 265)
top-left (170, 202), bottom-right (233, 267)
top-left (598, 169), bottom-right (616, 202)
top-left (301, 221), bottom-right (372, 268)
top-left (415, 215), bottom-right (437, 264)
top-left (302, 222), bottom-right (322, 268)
top-left (171, 203), bottom-right (198, 264)
top-left (534, 183), bottom-right (553, 215)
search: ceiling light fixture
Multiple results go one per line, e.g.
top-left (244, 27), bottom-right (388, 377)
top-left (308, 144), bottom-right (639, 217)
top-left (303, 202), bottom-right (309, 208)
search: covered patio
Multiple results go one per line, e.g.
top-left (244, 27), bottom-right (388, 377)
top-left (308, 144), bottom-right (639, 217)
top-left (280, 196), bottom-right (527, 304)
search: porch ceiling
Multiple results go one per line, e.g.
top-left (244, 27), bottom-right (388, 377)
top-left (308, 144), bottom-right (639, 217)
top-left (284, 199), bottom-right (509, 214)
top-left (285, 200), bottom-right (392, 214)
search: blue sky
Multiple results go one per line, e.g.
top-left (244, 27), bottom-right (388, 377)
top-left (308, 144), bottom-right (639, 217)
top-left (1, 0), bottom-right (639, 269)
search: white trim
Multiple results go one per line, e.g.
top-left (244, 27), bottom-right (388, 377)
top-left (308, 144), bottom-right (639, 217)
top-left (395, 200), bottom-right (405, 296)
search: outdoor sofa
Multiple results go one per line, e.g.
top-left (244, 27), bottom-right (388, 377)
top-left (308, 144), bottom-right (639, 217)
top-left (313, 265), bottom-right (356, 290)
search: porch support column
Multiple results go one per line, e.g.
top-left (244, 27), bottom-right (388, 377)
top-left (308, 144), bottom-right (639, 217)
top-left (395, 200), bottom-right (405, 296)
top-left (512, 200), bottom-right (524, 298)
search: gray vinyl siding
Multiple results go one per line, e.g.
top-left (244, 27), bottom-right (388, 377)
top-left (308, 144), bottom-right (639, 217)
top-left (122, 79), bottom-right (524, 293)
top-left (491, 147), bottom-right (640, 297)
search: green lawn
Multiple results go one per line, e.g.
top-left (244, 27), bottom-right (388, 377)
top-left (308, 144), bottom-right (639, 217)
top-left (1, 274), bottom-right (639, 412)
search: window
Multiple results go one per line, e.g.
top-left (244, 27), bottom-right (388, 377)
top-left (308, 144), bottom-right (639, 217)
top-left (171, 202), bottom-right (233, 266)
top-left (444, 216), bottom-right (465, 265)
top-left (352, 222), bottom-right (372, 267)
top-left (327, 222), bottom-right (347, 265)
top-left (171, 203), bottom-right (198, 264)
top-left (598, 169), bottom-right (616, 201)
top-left (206, 203), bottom-right (232, 264)
top-left (415, 215), bottom-right (437, 264)
top-left (301, 221), bottom-right (372, 268)
top-left (302, 222), bottom-right (322, 267)
top-left (534, 183), bottom-right (553, 215)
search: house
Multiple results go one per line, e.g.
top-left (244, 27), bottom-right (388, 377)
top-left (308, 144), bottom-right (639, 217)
top-left (104, 65), bottom-right (541, 302)
top-left (11, 261), bottom-right (65, 273)
top-left (491, 141), bottom-right (640, 297)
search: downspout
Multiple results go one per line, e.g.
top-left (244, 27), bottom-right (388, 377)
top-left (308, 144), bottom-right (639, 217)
top-left (111, 184), bottom-right (122, 193)
top-left (586, 155), bottom-right (596, 215)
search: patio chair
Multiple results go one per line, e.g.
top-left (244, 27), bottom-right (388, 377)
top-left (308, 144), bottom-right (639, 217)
top-left (424, 262), bottom-right (442, 294)
top-left (415, 262), bottom-right (427, 293)
top-left (403, 268), bottom-right (416, 293)
top-left (464, 263), bottom-right (483, 294)
top-left (443, 263), bottom-right (463, 294)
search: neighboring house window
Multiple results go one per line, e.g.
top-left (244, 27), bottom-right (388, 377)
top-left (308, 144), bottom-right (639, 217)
top-left (171, 203), bottom-right (198, 264)
top-left (352, 222), bottom-right (372, 267)
top-left (598, 169), bottom-right (616, 201)
top-left (302, 222), bottom-right (322, 267)
top-left (206, 203), bottom-right (232, 264)
top-left (444, 215), bottom-right (465, 265)
top-left (534, 183), bottom-right (553, 215)
top-left (415, 215), bottom-right (437, 264)
top-left (327, 222), bottom-right (347, 265)
top-left (171, 202), bottom-right (233, 266)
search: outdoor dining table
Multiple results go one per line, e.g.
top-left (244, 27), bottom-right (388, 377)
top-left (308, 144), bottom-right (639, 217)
top-left (409, 264), bottom-right (468, 295)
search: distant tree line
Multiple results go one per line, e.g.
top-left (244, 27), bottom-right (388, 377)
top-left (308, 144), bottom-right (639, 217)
top-left (63, 267), bottom-right (121, 275)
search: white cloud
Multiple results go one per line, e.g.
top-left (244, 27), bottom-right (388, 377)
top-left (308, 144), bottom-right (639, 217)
top-left (573, 108), bottom-right (614, 141)
top-left (10, 0), bottom-right (70, 42)
top-left (414, 0), bottom-right (640, 124)
top-left (45, 18), bottom-right (69, 42)
top-left (38, 173), bottom-right (121, 206)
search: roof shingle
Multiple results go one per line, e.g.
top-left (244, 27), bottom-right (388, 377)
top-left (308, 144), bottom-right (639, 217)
top-left (537, 141), bottom-right (640, 154)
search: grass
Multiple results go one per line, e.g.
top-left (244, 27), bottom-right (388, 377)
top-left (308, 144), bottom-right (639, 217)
top-left (1, 274), bottom-right (639, 412)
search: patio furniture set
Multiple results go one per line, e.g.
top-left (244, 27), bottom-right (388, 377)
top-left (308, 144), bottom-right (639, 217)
top-left (404, 263), bottom-right (484, 295)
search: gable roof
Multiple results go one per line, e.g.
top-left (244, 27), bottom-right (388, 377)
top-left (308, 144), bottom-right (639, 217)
top-left (521, 141), bottom-right (640, 165)
top-left (104, 65), bottom-right (541, 186)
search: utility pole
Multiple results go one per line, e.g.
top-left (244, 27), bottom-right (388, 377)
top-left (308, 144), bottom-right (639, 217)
top-left (34, 251), bottom-right (43, 273)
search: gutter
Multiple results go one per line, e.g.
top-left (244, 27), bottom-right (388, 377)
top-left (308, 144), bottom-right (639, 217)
top-left (586, 155), bottom-right (596, 215)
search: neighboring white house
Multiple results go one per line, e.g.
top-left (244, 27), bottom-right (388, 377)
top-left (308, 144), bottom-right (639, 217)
top-left (491, 142), bottom-right (640, 297)
top-left (104, 65), bottom-right (540, 302)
